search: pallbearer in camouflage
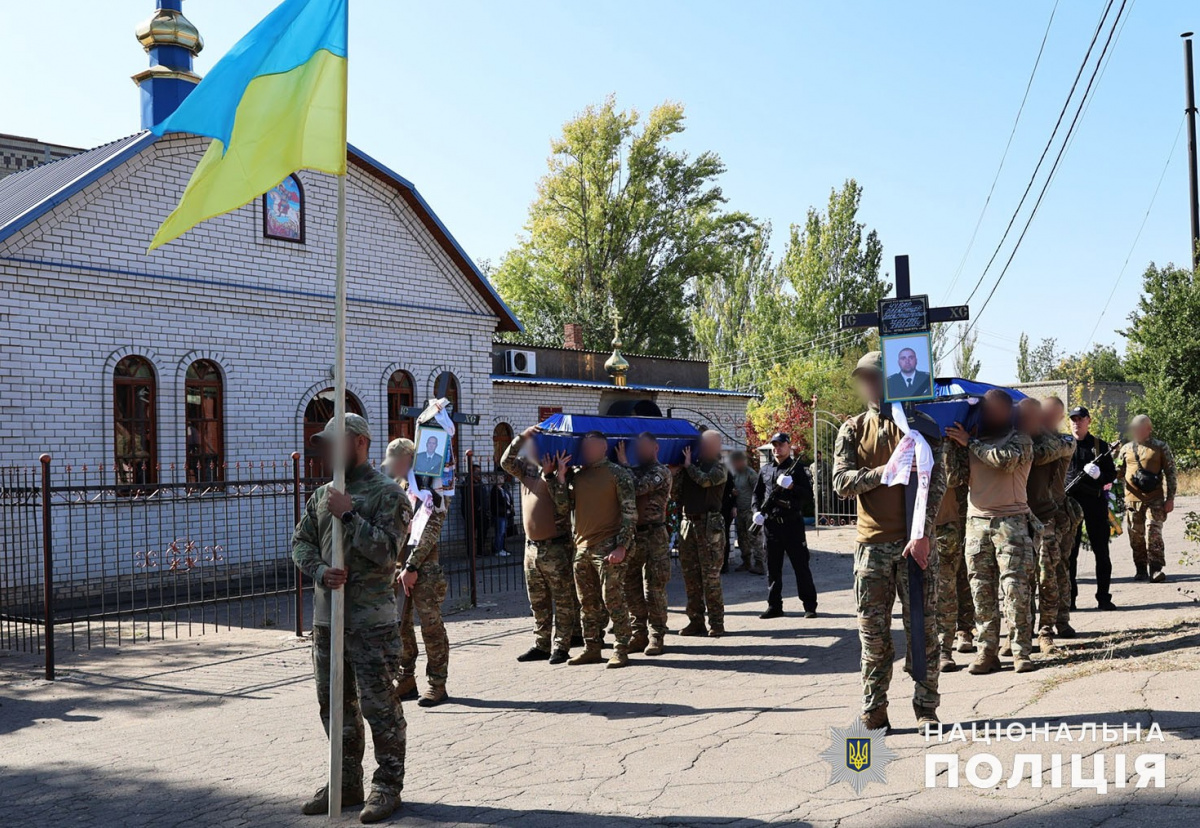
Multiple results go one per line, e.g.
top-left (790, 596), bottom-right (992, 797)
top-left (501, 427), bottom-right (577, 665)
top-left (946, 390), bottom-right (1038, 676)
top-left (1040, 397), bottom-right (1077, 638)
top-left (382, 438), bottom-right (451, 709)
top-left (673, 430), bottom-right (730, 637)
top-left (292, 414), bottom-right (410, 823)
top-left (1118, 415), bottom-right (1177, 583)
top-left (834, 352), bottom-right (946, 733)
top-left (616, 434), bottom-right (673, 655)
top-left (934, 440), bottom-right (969, 672)
top-left (550, 432), bottom-right (639, 668)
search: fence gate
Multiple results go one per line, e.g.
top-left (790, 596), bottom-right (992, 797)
top-left (810, 411), bottom-right (857, 528)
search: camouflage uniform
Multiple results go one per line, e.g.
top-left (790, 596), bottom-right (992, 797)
top-left (293, 462), bottom-right (411, 797)
top-left (398, 486), bottom-right (449, 689)
top-left (731, 467), bottom-right (764, 571)
top-left (834, 406), bottom-right (947, 715)
top-left (1048, 433), bottom-right (1077, 628)
top-left (935, 442), bottom-right (969, 658)
top-left (1028, 431), bottom-right (1075, 635)
top-left (1118, 439), bottom-right (1177, 573)
top-left (960, 431), bottom-right (1037, 660)
top-left (673, 461), bottom-right (730, 629)
top-left (552, 459), bottom-right (638, 651)
top-left (500, 436), bottom-right (576, 653)
top-left (628, 460), bottom-right (673, 637)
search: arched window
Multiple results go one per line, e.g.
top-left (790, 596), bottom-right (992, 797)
top-left (492, 423), bottom-right (513, 471)
top-left (185, 360), bottom-right (224, 483)
top-left (303, 388), bottom-right (364, 477)
top-left (387, 370), bottom-right (415, 441)
top-left (263, 174), bottom-right (305, 242)
top-left (435, 372), bottom-right (461, 468)
top-left (114, 356), bottom-right (157, 485)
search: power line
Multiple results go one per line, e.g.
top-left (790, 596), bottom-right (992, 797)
top-left (942, 0), bottom-right (1060, 303)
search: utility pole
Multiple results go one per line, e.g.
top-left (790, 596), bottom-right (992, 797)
top-left (1184, 32), bottom-right (1199, 271)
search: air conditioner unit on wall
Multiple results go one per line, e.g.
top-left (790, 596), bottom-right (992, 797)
top-left (504, 349), bottom-right (537, 376)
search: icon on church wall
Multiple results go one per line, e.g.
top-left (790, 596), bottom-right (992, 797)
top-left (263, 174), bottom-right (305, 242)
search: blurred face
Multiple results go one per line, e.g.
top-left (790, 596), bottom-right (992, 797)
top-left (581, 436), bottom-right (608, 465)
top-left (731, 455), bottom-right (747, 472)
top-left (855, 372), bottom-right (883, 405)
top-left (1132, 418), bottom-right (1152, 443)
top-left (771, 440), bottom-right (792, 462)
top-left (1017, 400), bottom-right (1041, 435)
top-left (1042, 401), bottom-right (1065, 432)
top-left (699, 431), bottom-right (723, 462)
top-left (635, 436), bottom-right (659, 464)
top-left (898, 348), bottom-right (917, 374)
top-left (981, 397), bottom-right (1013, 433)
top-left (386, 453), bottom-right (413, 479)
top-left (1070, 414), bottom-right (1091, 439)
top-left (321, 433), bottom-right (370, 471)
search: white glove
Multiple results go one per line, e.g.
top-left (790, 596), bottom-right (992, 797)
top-left (777, 474), bottom-right (794, 489)
top-left (1084, 462), bottom-right (1101, 480)
top-left (752, 512), bottom-right (766, 526)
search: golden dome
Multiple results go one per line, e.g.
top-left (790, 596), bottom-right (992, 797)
top-left (605, 335), bottom-right (631, 387)
top-left (136, 8), bottom-right (204, 55)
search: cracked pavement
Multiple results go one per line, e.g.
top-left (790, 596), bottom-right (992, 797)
top-left (2, 497), bottom-right (1198, 827)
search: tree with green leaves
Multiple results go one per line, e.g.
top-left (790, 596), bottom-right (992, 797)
top-left (1121, 261), bottom-right (1200, 458)
top-left (492, 96), bottom-right (752, 357)
top-left (1016, 333), bottom-right (1062, 383)
top-left (953, 326), bottom-right (982, 380)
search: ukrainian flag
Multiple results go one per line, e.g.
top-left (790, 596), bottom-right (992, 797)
top-left (149, 0), bottom-right (348, 250)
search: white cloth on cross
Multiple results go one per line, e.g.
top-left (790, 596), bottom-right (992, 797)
top-left (880, 401), bottom-right (934, 541)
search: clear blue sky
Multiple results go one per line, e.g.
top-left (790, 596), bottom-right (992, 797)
top-left (4, 1), bottom-right (1196, 382)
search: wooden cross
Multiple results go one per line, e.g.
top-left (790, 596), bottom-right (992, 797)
top-left (839, 255), bottom-right (970, 683)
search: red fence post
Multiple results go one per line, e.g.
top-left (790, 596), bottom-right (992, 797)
top-left (465, 449), bottom-right (478, 608)
top-left (292, 451), bottom-right (304, 637)
top-left (39, 453), bottom-right (54, 681)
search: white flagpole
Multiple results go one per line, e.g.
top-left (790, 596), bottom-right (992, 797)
top-left (328, 5), bottom-right (350, 821)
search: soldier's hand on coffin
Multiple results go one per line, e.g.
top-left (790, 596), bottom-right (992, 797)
top-left (399, 568), bottom-right (418, 596)
top-left (682, 446), bottom-right (692, 467)
top-left (615, 441), bottom-right (628, 465)
top-left (323, 567), bottom-right (348, 589)
top-left (327, 489), bottom-right (353, 519)
top-left (523, 425), bottom-right (539, 439)
top-left (554, 451), bottom-right (572, 483)
top-left (945, 423), bottom-right (970, 447)
top-left (540, 453), bottom-right (555, 476)
top-left (902, 536), bottom-right (930, 570)
top-left (606, 545), bottom-right (627, 565)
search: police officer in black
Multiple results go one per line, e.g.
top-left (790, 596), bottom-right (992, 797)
top-left (752, 433), bottom-right (818, 619)
top-left (1066, 406), bottom-right (1118, 613)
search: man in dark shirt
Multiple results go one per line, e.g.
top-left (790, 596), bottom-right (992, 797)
top-left (752, 433), bottom-right (817, 619)
top-left (1066, 406), bottom-right (1118, 611)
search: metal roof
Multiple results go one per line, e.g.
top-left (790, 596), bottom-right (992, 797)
top-left (490, 374), bottom-right (758, 398)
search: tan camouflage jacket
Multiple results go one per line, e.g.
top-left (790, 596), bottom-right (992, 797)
top-left (292, 463), bottom-right (411, 630)
top-left (630, 461), bottom-right (672, 527)
top-left (499, 434), bottom-right (571, 537)
top-left (550, 458), bottom-right (638, 551)
top-left (1117, 438), bottom-right (1178, 503)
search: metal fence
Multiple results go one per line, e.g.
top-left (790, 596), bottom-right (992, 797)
top-left (0, 451), bottom-right (526, 678)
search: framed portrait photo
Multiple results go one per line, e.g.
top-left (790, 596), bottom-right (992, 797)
top-left (263, 174), bottom-right (305, 243)
top-left (413, 424), bottom-right (450, 479)
top-left (882, 332), bottom-right (935, 403)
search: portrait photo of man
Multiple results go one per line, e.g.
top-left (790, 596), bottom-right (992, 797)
top-left (882, 334), bottom-right (934, 402)
top-left (414, 427), bottom-right (448, 477)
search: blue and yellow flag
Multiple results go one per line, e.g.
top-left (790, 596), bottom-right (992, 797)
top-left (149, 0), bottom-right (348, 250)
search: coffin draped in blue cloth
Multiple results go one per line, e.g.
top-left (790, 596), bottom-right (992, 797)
top-left (533, 414), bottom-right (701, 465)
top-left (915, 378), bottom-right (1028, 435)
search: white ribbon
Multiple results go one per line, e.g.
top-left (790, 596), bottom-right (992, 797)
top-left (881, 402), bottom-right (934, 541)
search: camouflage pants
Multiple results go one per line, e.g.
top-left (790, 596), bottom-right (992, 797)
top-left (679, 513), bottom-right (725, 627)
top-left (1034, 513), bottom-right (1060, 634)
top-left (956, 549), bottom-right (975, 634)
top-left (312, 623), bottom-right (406, 796)
top-left (854, 540), bottom-right (940, 713)
top-left (399, 563), bottom-right (449, 688)
top-left (626, 526), bottom-right (671, 636)
top-left (574, 539), bottom-right (631, 650)
top-left (1127, 501), bottom-right (1167, 570)
top-left (524, 536), bottom-right (576, 652)
top-left (1054, 503), bottom-right (1077, 625)
top-left (966, 515), bottom-right (1035, 659)
top-left (734, 512), bottom-right (764, 570)
top-left (935, 522), bottom-right (965, 656)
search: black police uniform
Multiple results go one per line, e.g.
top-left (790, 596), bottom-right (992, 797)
top-left (752, 455), bottom-right (817, 613)
top-left (1067, 432), bottom-right (1117, 606)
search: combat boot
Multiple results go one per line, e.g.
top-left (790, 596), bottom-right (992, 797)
top-left (1037, 633), bottom-right (1055, 656)
top-left (1149, 569), bottom-right (1166, 583)
top-left (913, 703), bottom-right (940, 734)
top-left (568, 643), bottom-right (604, 665)
top-left (678, 619), bottom-right (707, 637)
top-left (1133, 565), bottom-right (1149, 581)
top-left (1013, 658), bottom-right (1037, 674)
top-left (859, 704), bottom-right (890, 733)
top-left (954, 631), bottom-right (975, 653)
top-left (516, 646), bottom-right (551, 662)
top-left (707, 624), bottom-right (725, 638)
top-left (301, 780), bottom-right (364, 815)
top-left (1056, 621), bottom-right (1076, 638)
top-left (968, 651), bottom-right (1002, 675)
top-left (548, 649), bottom-right (570, 665)
top-left (938, 651), bottom-right (959, 673)
top-left (606, 649), bottom-right (629, 669)
top-left (999, 638), bottom-right (1013, 658)
top-left (570, 633), bottom-right (585, 648)
top-left (394, 675), bottom-right (418, 702)
top-left (359, 789), bottom-right (400, 824)
top-left (643, 633), bottom-right (665, 656)
top-left (417, 685), bottom-right (447, 708)
top-left (628, 630), bottom-right (649, 654)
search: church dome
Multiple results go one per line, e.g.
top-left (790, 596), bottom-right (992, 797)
top-left (136, 8), bottom-right (204, 55)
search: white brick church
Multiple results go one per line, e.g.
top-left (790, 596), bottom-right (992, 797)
top-left (0, 1), bottom-right (754, 483)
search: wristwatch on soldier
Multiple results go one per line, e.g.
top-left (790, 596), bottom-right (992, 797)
top-left (339, 508), bottom-right (358, 525)
top-left (403, 562), bottom-right (418, 573)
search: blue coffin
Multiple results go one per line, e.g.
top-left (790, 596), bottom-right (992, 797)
top-left (534, 414), bottom-right (702, 466)
top-left (915, 378), bottom-right (1028, 435)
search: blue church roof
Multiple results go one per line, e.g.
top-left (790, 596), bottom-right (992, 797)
top-left (0, 132), bottom-right (522, 332)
